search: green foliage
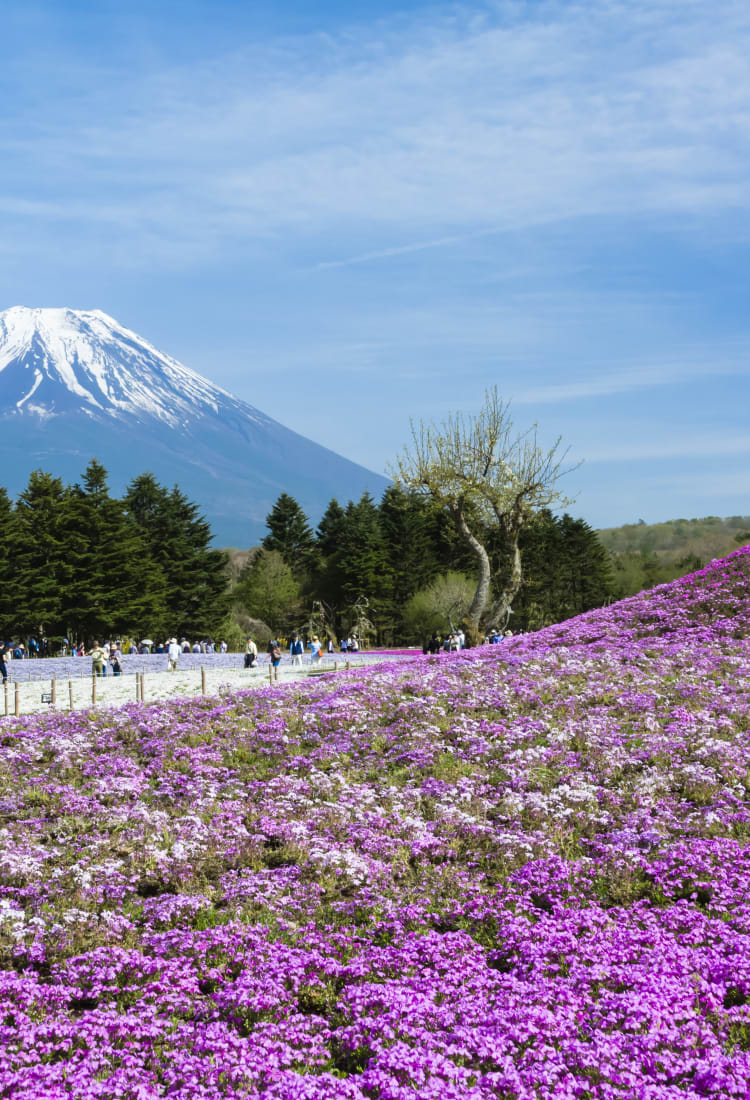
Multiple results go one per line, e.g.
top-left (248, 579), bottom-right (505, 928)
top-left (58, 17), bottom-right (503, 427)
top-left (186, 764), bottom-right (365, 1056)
top-left (262, 492), bottom-right (316, 571)
top-left (123, 474), bottom-right (229, 637)
top-left (10, 470), bottom-right (71, 636)
top-left (403, 572), bottom-right (476, 640)
top-left (0, 463), bottom-right (229, 645)
top-left (504, 511), bottom-right (615, 630)
top-left (0, 488), bottom-right (18, 638)
top-left (215, 614), bottom-right (246, 652)
top-left (235, 549), bottom-right (302, 634)
top-left (63, 461), bottom-right (166, 640)
top-left (599, 515), bottom-right (750, 558)
top-left (322, 493), bottom-right (392, 622)
top-left (596, 513), bottom-right (737, 599)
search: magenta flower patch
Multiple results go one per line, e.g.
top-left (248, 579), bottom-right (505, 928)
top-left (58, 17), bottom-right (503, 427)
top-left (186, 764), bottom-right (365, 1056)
top-left (1, 549), bottom-right (750, 1096)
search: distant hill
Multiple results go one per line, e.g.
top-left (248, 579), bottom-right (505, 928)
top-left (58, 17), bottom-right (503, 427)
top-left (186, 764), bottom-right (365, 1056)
top-left (598, 515), bottom-right (750, 598)
top-left (598, 515), bottom-right (750, 558)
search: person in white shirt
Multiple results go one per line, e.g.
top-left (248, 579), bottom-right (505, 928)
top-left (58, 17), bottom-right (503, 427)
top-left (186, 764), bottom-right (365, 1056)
top-left (244, 636), bottom-right (258, 668)
top-left (290, 634), bottom-right (304, 667)
top-left (167, 637), bottom-right (181, 671)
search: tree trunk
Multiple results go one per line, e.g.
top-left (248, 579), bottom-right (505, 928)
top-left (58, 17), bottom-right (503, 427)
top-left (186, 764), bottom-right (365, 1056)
top-left (488, 529), bottom-right (523, 630)
top-left (452, 506), bottom-right (491, 629)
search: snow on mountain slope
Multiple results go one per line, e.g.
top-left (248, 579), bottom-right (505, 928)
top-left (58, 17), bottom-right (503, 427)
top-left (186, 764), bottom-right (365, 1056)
top-left (0, 306), bottom-right (388, 545)
top-left (0, 306), bottom-right (269, 428)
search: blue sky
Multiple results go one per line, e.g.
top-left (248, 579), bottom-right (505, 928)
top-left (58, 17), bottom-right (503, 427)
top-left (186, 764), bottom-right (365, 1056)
top-left (2, 0), bottom-right (749, 528)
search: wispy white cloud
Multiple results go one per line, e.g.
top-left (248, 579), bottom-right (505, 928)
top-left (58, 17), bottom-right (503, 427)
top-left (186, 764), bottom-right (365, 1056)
top-left (315, 233), bottom-right (469, 269)
top-left (2, 0), bottom-right (750, 259)
top-left (512, 350), bottom-right (750, 405)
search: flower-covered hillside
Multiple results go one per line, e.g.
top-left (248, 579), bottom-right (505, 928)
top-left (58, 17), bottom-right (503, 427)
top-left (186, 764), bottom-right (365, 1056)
top-left (1, 551), bottom-right (750, 1098)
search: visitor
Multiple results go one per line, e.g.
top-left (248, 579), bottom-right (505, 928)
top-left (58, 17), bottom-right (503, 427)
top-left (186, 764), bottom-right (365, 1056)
top-left (220, 640), bottom-right (228, 654)
top-left (309, 635), bottom-right (322, 663)
top-left (327, 638), bottom-right (334, 653)
top-left (244, 635), bottom-right (258, 668)
top-left (110, 649), bottom-right (122, 676)
top-left (290, 634), bottom-right (304, 667)
top-left (0, 642), bottom-right (10, 683)
top-left (167, 637), bottom-right (181, 671)
top-left (267, 638), bottom-right (282, 680)
top-left (90, 641), bottom-right (107, 677)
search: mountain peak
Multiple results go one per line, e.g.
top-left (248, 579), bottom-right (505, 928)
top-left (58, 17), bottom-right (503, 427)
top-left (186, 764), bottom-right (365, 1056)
top-left (0, 305), bottom-right (249, 429)
top-left (0, 306), bottom-right (388, 545)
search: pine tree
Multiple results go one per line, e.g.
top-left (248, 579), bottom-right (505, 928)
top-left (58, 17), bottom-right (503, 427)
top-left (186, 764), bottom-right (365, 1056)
top-left (124, 474), bottom-right (229, 637)
top-left (506, 511), bottom-right (614, 630)
top-left (335, 493), bottom-right (392, 630)
top-left (313, 499), bottom-right (348, 617)
top-left (557, 514), bottom-right (613, 616)
top-left (378, 486), bottom-right (441, 639)
top-left (262, 493), bottom-right (316, 571)
top-left (11, 470), bottom-right (71, 638)
top-left (62, 460), bottom-right (165, 641)
top-left (315, 499), bottom-right (346, 558)
top-left (0, 488), bottom-right (19, 639)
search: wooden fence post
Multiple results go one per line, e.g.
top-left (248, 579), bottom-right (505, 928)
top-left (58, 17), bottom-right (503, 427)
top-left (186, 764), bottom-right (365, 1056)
top-left (15, 682), bottom-right (20, 717)
top-left (201, 667), bottom-right (207, 695)
top-left (51, 677), bottom-right (56, 706)
top-left (69, 680), bottom-right (74, 711)
top-left (4, 681), bottom-right (8, 716)
top-left (92, 675), bottom-right (96, 705)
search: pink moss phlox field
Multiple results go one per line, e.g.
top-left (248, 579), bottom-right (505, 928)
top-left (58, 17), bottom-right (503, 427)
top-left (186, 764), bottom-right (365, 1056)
top-left (2, 551), bottom-right (750, 1097)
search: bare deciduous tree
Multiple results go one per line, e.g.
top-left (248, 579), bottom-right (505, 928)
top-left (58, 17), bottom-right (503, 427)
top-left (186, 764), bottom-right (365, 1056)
top-left (390, 387), bottom-right (579, 635)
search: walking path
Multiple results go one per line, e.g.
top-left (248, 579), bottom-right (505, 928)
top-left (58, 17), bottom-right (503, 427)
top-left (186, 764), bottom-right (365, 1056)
top-left (0, 655), bottom-right (382, 718)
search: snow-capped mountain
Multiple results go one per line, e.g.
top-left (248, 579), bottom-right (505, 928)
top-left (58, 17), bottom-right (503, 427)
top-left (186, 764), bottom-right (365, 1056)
top-left (0, 306), bottom-right (267, 427)
top-left (0, 306), bottom-right (388, 545)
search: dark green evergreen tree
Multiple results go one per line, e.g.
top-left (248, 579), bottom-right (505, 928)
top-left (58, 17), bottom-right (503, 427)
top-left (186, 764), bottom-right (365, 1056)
top-left (124, 473), bottom-right (229, 637)
top-left (557, 514), bottom-right (613, 616)
top-left (11, 470), bottom-right (70, 638)
top-left (315, 498), bottom-right (346, 558)
top-left (378, 486), bottom-right (442, 640)
top-left (62, 460), bottom-right (165, 641)
top-left (313, 498), bottom-right (348, 616)
top-left (0, 488), bottom-right (19, 639)
top-left (504, 511), bottom-right (614, 630)
top-left (262, 493), bottom-right (316, 571)
top-left (334, 493), bottom-right (392, 631)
